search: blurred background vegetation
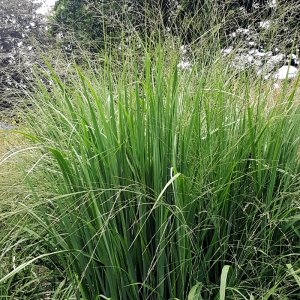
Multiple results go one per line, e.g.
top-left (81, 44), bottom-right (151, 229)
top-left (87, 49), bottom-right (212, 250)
top-left (51, 0), bottom-right (300, 51)
top-left (1, 0), bottom-right (299, 112)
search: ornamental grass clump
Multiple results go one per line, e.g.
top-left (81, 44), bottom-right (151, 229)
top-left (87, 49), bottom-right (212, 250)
top-left (8, 45), bottom-right (300, 299)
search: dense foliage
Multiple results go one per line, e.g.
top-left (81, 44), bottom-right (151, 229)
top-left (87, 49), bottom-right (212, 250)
top-left (52, 0), bottom-right (300, 51)
top-left (0, 0), bottom-right (47, 112)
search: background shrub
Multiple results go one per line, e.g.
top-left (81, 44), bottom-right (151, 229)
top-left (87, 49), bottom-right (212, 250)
top-left (52, 0), bottom-right (300, 52)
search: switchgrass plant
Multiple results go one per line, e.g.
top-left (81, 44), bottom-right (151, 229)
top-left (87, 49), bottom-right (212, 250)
top-left (2, 43), bottom-right (300, 299)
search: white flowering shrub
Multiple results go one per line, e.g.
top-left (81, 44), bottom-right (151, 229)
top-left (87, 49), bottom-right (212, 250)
top-left (0, 0), bottom-right (47, 111)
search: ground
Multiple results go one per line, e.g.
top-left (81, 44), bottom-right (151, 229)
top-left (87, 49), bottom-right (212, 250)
top-left (0, 128), bottom-right (27, 211)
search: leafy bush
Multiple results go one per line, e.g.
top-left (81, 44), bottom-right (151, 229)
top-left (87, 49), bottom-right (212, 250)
top-left (0, 0), bottom-right (48, 112)
top-left (51, 0), bottom-right (227, 50)
top-left (52, 0), bottom-right (300, 53)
